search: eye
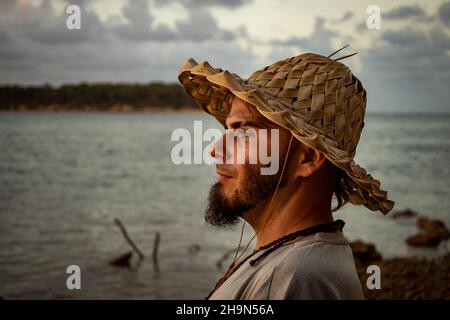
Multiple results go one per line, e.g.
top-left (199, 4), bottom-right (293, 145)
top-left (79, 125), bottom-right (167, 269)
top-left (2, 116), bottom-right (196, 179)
top-left (236, 128), bottom-right (256, 139)
top-left (237, 130), bottom-right (247, 138)
top-left (244, 128), bottom-right (257, 136)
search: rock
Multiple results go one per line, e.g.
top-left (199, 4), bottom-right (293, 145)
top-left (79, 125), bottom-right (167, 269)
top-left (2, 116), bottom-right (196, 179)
top-left (406, 233), bottom-right (441, 247)
top-left (349, 240), bottom-right (382, 265)
top-left (406, 217), bottom-right (450, 247)
top-left (391, 208), bottom-right (418, 219)
top-left (109, 251), bottom-right (133, 267)
top-left (417, 217), bottom-right (450, 240)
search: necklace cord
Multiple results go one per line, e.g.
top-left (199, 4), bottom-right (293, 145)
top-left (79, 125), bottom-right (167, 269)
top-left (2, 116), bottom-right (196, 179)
top-left (249, 219), bottom-right (345, 266)
top-left (205, 219), bottom-right (345, 299)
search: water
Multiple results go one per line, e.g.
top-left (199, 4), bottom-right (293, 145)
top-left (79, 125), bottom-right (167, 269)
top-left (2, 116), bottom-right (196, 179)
top-left (0, 112), bottom-right (449, 299)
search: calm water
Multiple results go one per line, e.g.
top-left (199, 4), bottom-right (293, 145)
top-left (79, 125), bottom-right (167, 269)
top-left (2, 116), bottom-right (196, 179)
top-left (0, 112), bottom-right (449, 299)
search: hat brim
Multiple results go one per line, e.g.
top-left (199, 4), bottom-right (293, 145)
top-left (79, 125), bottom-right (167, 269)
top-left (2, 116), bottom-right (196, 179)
top-left (178, 58), bottom-right (395, 214)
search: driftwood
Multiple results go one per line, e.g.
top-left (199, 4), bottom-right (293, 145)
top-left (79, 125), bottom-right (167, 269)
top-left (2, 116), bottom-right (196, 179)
top-left (109, 251), bottom-right (133, 267)
top-left (153, 232), bottom-right (160, 272)
top-left (114, 218), bottom-right (144, 260)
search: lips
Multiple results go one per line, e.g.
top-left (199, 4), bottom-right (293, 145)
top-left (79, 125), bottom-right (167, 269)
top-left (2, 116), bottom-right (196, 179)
top-left (216, 166), bottom-right (234, 182)
top-left (216, 170), bottom-right (232, 178)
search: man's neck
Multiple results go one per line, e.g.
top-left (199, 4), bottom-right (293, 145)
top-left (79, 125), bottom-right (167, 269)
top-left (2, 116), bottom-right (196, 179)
top-left (243, 185), bottom-right (334, 250)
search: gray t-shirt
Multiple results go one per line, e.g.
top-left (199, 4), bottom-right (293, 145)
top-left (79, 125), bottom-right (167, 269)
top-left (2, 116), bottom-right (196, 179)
top-left (208, 231), bottom-right (364, 300)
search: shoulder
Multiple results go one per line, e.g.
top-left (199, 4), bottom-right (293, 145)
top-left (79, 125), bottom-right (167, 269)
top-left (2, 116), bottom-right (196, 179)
top-left (267, 232), bottom-right (364, 299)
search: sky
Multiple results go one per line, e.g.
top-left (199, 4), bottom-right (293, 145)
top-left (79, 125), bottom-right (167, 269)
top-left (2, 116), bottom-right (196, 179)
top-left (0, 0), bottom-right (449, 112)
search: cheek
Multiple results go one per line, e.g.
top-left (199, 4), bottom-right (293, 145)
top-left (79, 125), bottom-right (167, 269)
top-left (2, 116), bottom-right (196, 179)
top-left (233, 135), bottom-right (262, 165)
top-left (228, 164), bottom-right (247, 189)
top-left (254, 130), bottom-right (279, 163)
top-left (235, 163), bottom-right (262, 187)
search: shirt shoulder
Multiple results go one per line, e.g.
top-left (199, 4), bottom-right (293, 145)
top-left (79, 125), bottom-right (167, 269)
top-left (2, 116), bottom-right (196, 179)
top-left (263, 232), bottom-right (365, 299)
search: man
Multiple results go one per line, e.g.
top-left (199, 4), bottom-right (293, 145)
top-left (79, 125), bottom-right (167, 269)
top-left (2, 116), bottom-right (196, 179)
top-left (178, 50), bottom-right (394, 299)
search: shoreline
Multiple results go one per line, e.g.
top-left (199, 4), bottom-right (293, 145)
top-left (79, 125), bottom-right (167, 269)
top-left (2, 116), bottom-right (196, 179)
top-left (0, 105), bottom-right (202, 113)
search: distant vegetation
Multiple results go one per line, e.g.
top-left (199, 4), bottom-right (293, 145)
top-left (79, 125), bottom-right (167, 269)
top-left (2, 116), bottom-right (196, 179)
top-left (0, 83), bottom-right (198, 111)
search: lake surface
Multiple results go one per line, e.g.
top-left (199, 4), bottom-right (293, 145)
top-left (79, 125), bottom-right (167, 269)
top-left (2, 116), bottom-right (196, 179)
top-left (0, 112), bottom-right (449, 299)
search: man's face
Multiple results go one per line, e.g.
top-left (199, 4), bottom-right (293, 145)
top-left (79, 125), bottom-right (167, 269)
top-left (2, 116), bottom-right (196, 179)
top-left (204, 97), bottom-right (291, 227)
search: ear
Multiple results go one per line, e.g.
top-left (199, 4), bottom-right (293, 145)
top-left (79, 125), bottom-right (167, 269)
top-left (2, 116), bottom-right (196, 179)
top-left (293, 144), bottom-right (328, 178)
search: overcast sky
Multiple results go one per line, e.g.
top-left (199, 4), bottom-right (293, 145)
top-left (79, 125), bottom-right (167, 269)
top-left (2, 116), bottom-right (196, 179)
top-left (1, 0), bottom-right (449, 112)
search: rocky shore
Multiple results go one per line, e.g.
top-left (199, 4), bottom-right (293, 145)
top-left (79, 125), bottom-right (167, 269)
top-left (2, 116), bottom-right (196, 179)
top-left (356, 254), bottom-right (450, 299)
top-left (351, 209), bottom-right (450, 299)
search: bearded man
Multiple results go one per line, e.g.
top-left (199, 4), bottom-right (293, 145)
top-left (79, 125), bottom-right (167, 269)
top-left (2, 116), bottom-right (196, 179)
top-left (178, 50), bottom-right (394, 300)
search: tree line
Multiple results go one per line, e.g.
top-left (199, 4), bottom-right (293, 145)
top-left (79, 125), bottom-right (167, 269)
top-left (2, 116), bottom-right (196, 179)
top-left (0, 83), bottom-right (198, 111)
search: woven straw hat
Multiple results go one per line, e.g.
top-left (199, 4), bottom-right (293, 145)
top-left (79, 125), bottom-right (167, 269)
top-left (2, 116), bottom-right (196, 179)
top-left (178, 51), bottom-right (394, 214)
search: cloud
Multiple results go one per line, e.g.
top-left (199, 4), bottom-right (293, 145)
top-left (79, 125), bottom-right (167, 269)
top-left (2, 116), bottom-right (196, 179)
top-left (190, 0), bottom-right (251, 8)
top-left (384, 4), bottom-right (427, 20)
top-left (0, 0), bottom-right (449, 113)
top-left (354, 20), bottom-right (368, 33)
top-left (0, 0), bottom-right (253, 85)
top-left (316, 6), bottom-right (450, 112)
top-left (154, 0), bottom-right (252, 9)
top-left (381, 28), bottom-right (428, 47)
top-left (438, 1), bottom-right (450, 27)
top-left (114, 0), bottom-right (177, 41)
top-left (270, 17), bottom-right (339, 55)
top-left (380, 27), bottom-right (450, 60)
top-left (114, 0), bottom-right (237, 42)
top-left (0, 0), bottom-right (109, 45)
top-left (175, 7), bottom-right (235, 41)
top-left (333, 11), bottom-right (354, 23)
top-left (356, 4), bottom-right (435, 33)
top-left (359, 25), bottom-right (450, 112)
top-left (1, 38), bottom-right (258, 84)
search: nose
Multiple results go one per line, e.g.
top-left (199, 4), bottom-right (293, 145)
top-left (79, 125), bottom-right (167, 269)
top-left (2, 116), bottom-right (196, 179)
top-left (209, 133), bottom-right (227, 163)
top-left (209, 145), bottom-right (215, 158)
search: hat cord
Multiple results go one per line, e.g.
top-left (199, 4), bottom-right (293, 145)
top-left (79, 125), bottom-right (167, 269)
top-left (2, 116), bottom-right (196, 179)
top-left (327, 44), bottom-right (358, 61)
top-left (232, 133), bottom-right (295, 264)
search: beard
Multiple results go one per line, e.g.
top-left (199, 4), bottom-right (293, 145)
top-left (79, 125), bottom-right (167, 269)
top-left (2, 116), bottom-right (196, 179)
top-left (204, 162), bottom-right (286, 228)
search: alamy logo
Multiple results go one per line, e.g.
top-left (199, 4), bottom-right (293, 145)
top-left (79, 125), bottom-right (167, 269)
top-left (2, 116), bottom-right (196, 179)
top-left (66, 265), bottom-right (81, 290)
top-left (366, 264), bottom-right (381, 290)
top-left (171, 121), bottom-right (280, 175)
top-left (66, 4), bottom-right (81, 30)
top-left (366, 5), bottom-right (381, 30)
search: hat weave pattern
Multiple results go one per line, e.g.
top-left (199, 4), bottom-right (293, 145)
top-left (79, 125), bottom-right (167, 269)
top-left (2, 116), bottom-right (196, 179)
top-left (178, 52), bottom-right (394, 214)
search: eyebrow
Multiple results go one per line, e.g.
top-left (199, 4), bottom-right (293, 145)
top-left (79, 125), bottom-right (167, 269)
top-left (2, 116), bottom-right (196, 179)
top-left (225, 120), bottom-right (262, 129)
